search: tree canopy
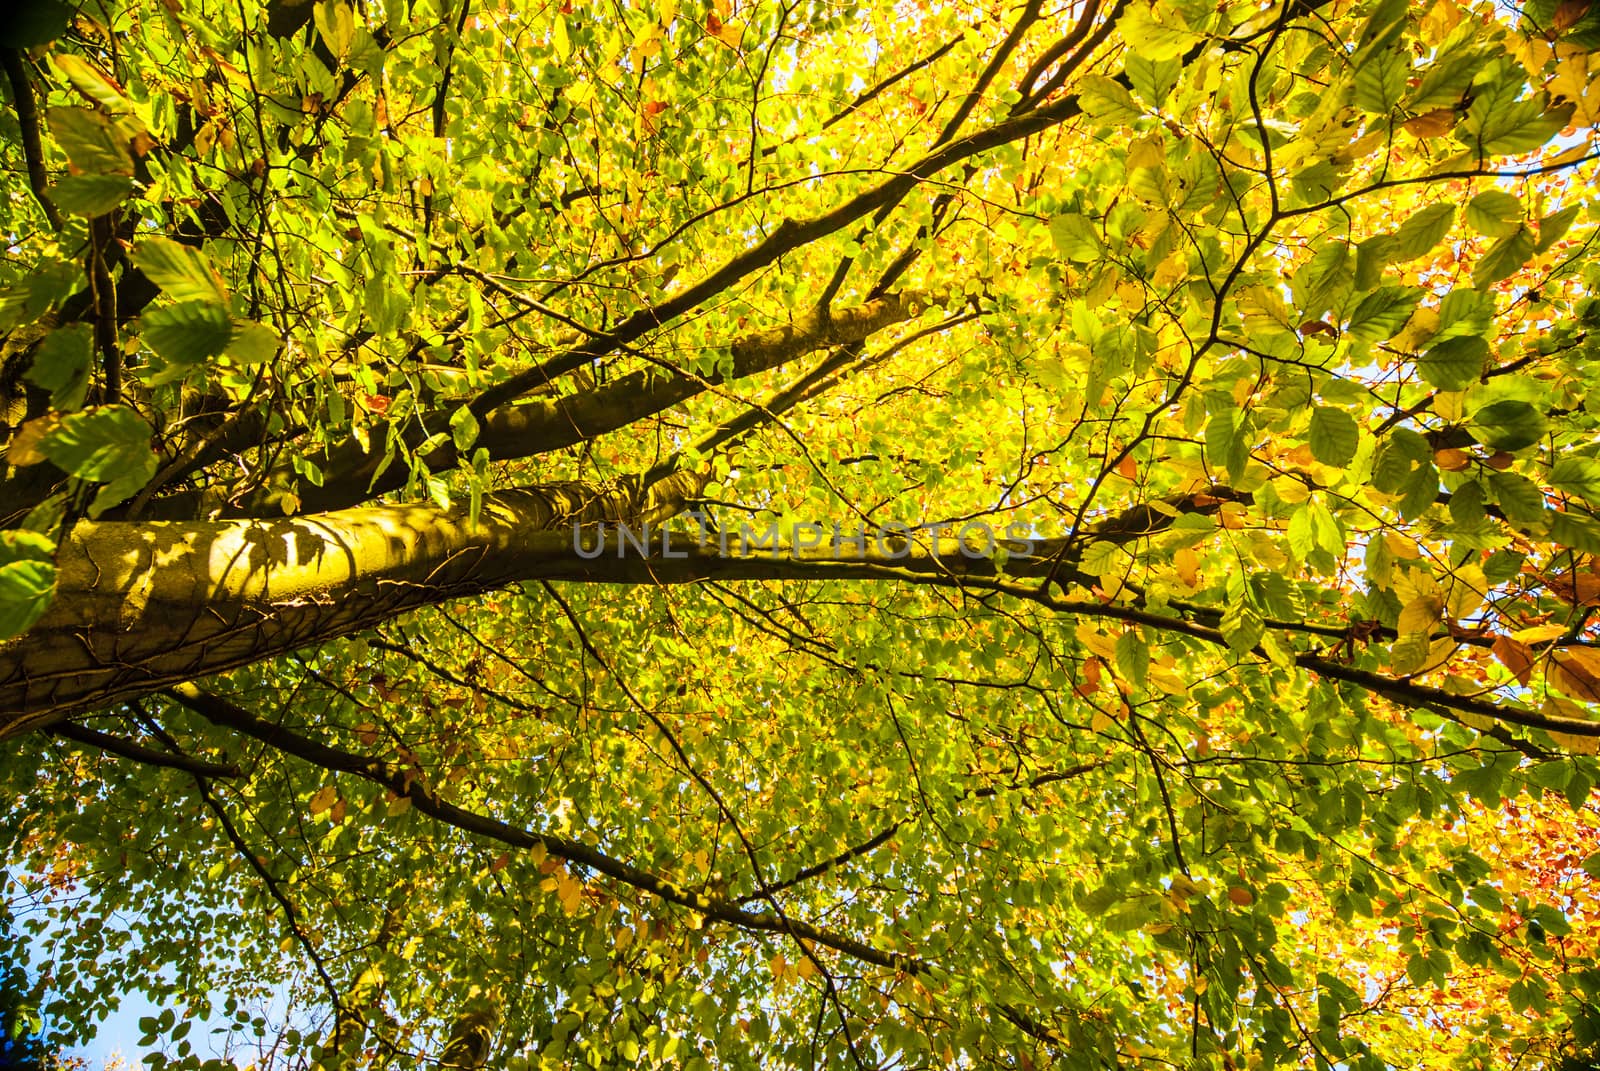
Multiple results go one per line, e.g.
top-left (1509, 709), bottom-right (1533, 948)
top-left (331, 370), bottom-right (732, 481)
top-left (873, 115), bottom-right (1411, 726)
top-left (5, 0), bottom-right (1600, 1066)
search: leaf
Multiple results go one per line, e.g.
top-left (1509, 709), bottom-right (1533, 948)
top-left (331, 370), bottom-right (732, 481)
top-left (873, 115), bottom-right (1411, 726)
top-left (1468, 400), bottom-right (1545, 451)
top-left (1490, 471), bottom-right (1547, 523)
top-left (1078, 75), bottom-right (1142, 123)
top-left (1551, 457), bottom-right (1600, 504)
top-left (51, 55), bottom-right (136, 114)
top-left (308, 785), bottom-right (339, 817)
top-left (1114, 629), bottom-right (1149, 688)
top-left (50, 174), bottom-right (135, 217)
top-left (224, 322), bottom-right (281, 364)
top-left (1434, 288), bottom-right (1495, 342)
top-left (451, 406), bottom-right (480, 452)
top-left (47, 107), bottom-right (133, 174)
top-left (131, 238), bottom-right (230, 305)
top-left (1551, 509), bottom-right (1600, 554)
top-left (1551, 648), bottom-right (1600, 701)
top-left (1221, 601), bottom-right (1264, 653)
top-left (1491, 635), bottom-right (1536, 683)
top-left (1308, 407), bottom-right (1360, 467)
top-left (553, 15), bottom-right (572, 61)
top-left (38, 406), bottom-right (159, 517)
top-left (1465, 190), bottom-right (1524, 237)
top-left (1417, 335), bottom-right (1486, 390)
top-left (24, 324), bottom-right (94, 411)
top-left (0, 0), bottom-right (71, 46)
top-left (1536, 203), bottom-right (1581, 252)
top-left (140, 301), bottom-right (235, 372)
top-left (0, 531), bottom-right (57, 640)
top-left (39, 406), bottom-right (154, 482)
top-left (1346, 286), bottom-right (1423, 343)
top-left (1459, 80), bottom-right (1574, 156)
top-left (1472, 227), bottom-right (1536, 289)
top-left (1049, 213), bottom-right (1101, 262)
top-left (1389, 204), bottom-right (1455, 262)
top-left (1353, 46), bottom-right (1409, 114)
top-left (1126, 54), bottom-right (1181, 108)
top-left (0, 259), bottom-right (83, 331)
top-left (314, 0), bottom-right (357, 57)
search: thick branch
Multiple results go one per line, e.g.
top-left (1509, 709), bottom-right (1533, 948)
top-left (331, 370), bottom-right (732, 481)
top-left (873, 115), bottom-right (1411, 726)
top-left (141, 292), bottom-right (933, 520)
top-left (7, 486), bottom-right (1591, 743)
top-left (1, 48), bottom-right (61, 231)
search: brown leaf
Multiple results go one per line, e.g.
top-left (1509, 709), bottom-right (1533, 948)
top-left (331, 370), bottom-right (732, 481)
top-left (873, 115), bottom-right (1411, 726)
top-left (1555, 0), bottom-right (1592, 32)
top-left (1543, 571), bottom-right (1600, 607)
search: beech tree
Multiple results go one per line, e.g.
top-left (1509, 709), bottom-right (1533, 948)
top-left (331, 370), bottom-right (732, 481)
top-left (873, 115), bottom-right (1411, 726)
top-left (4, 0), bottom-right (1600, 1066)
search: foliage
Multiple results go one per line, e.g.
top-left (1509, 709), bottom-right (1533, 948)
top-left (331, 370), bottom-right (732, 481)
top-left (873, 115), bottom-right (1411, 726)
top-left (4, 0), bottom-right (1600, 1067)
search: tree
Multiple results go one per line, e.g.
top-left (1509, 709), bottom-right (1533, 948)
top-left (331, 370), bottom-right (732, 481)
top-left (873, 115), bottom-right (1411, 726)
top-left (4, 0), bottom-right (1600, 1065)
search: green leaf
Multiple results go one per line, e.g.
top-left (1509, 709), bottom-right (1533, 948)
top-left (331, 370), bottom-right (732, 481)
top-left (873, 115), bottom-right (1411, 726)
top-left (1551, 457), bottom-right (1600, 504)
top-left (224, 322), bottom-right (281, 364)
top-left (1353, 46), bottom-right (1408, 114)
top-left (1536, 203), bottom-right (1581, 252)
top-left (1049, 213), bottom-right (1101, 262)
top-left (131, 238), bottom-right (229, 305)
top-left (24, 324), bottom-right (94, 411)
top-left (1459, 79), bottom-right (1573, 156)
top-left (1078, 75), bottom-right (1142, 123)
top-left (1389, 204), bottom-right (1455, 262)
top-left (0, 259), bottom-right (82, 331)
top-left (1081, 540), bottom-right (1127, 578)
top-left (1417, 335), bottom-right (1486, 390)
top-left (1346, 285), bottom-right (1422, 342)
top-left (1435, 288), bottom-right (1495, 342)
top-left (1473, 227), bottom-right (1536, 289)
top-left (0, 531), bottom-right (57, 641)
top-left (141, 301), bottom-right (235, 372)
top-left (1465, 190), bottom-right (1523, 237)
top-left (0, 0), bottom-right (71, 46)
top-left (1352, 234), bottom-right (1394, 290)
top-left (39, 406), bottom-right (156, 483)
top-left (1489, 472), bottom-right (1546, 523)
top-left (1221, 600), bottom-right (1265, 653)
top-left (1126, 54), bottom-right (1181, 108)
top-left (1550, 510), bottom-right (1600, 555)
top-left (50, 174), bottom-right (135, 218)
top-left (1114, 629), bottom-right (1149, 688)
top-left (451, 406), bottom-right (480, 452)
top-left (1308, 407), bottom-right (1360, 467)
top-left (47, 107), bottom-right (133, 174)
top-left (1469, 400), bottom-right (1545, 451)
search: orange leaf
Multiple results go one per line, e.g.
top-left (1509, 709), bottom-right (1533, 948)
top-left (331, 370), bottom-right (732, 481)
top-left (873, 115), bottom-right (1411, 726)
top-left (1227, 885), bottom-right (1254, 906)
top-left (1491, 635), bottom-right (1536, 684)
top-left (1551, 648), bottom-right (1600, 701)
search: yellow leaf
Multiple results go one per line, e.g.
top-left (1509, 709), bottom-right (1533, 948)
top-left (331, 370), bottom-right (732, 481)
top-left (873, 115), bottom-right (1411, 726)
top-left (1075, 623), bottom-right (1121, 661)
top-left (1512, 623), bottom-right (1568, 643)
top-left (308, 784), bottom-right (338, 817)
top-left (553, 15), bottom-right (572, 61)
